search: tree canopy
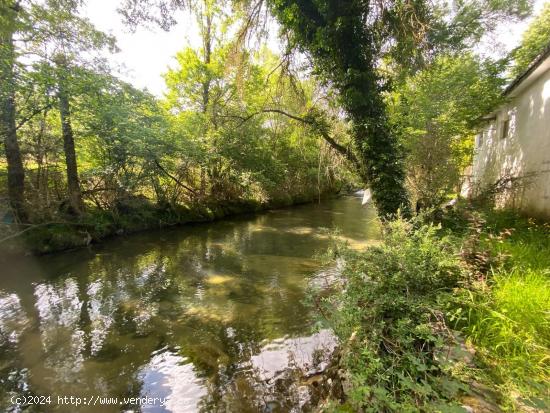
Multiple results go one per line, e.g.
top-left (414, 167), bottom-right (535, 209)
top-left (511, 1), bottom-right (550, 77)
top-left (0, 0), bottom-right (539, 226)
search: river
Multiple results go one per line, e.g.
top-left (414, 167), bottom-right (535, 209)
top-left (0, 196), bottom-right (379, 412)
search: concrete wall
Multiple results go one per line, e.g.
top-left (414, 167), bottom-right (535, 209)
top-left (471, 64), bottom-right (550, 219)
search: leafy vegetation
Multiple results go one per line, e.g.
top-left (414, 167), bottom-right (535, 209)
top-left (510, 2), bottom-right (550, 77)
top-left (1, 0), bottom-right (549, 410)
top-left (1, 0), bottom-right (355, 252)
top-left (2, 0), bottom-right (543, 236)
top-left (448, 209), bottom-right (550, 410)
top-left (387, 54), bottom-right (506, 209)
top-left (319, 207), bottom-right (549, 412)
top-left (320, 217), bottom-right (469, 411)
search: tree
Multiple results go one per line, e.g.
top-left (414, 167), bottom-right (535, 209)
top-left (116, 0), bottom-right (537, 218)
top-left (387, 54), bottom-right (506, 208)
top-left (0, 0), bottom-right (27, 221)
top-left (267, 0), bottom-right (414, 217)
top-left (511, 2), bottom-right (550, 77)
top-left (266, 0), bottom-right (536, 217)
top-left (54, 53), bottom-right (83, 213)
top-left (27, 0), bottom-right (117, 214)
top-left (74, 71), bottom-right (171, 208)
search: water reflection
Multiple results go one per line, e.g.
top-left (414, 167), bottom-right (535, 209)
top-left (0, 196), bottom-right (378, 412)
top-left (139, 348), bottom-right (206, 412)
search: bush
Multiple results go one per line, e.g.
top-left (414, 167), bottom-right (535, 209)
top-left (323, 218), bottom-right (469, 412)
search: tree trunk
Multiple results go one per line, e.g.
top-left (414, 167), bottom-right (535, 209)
top-left (199, 7), bottom-right (213, 198)
top-left (201, 11), bottom-right (212, 113)
top-left (56, 55), bottom-right (83, 214)
top-left (269, 0), bottom-right (411, 218)
top-left (0, 5), bottom-right (27, 222)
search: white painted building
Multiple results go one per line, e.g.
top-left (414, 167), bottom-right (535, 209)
top-left (467, 45), bottom-right (550, 219)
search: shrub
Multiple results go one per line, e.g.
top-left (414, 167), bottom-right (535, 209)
top-left (323, 218), bottom-right (468, 412)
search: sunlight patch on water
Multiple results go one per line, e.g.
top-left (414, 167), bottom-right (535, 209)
top-left (184, 303), bottom-right (237, 324)
top-left (204, 274), bottom-right (237, 285)
top-left (139, 348), bottom-right (207, 412)
top-left (248, 329), bottom-right (338, 381)
top-left (0, 196), bottom-right (378, 411)
top-left (283, 226), bottom-right (314, 235)
top-left (0, 291), bottom-right (28, 345)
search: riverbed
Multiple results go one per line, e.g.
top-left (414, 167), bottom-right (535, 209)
top-left (0, 196), bottom-right (379, 412)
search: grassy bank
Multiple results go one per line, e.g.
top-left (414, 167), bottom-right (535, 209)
top-left (447, 209), bottom-right (549, 411)
top-left (0, 189), bottom-right (337, 256)
top-left (318, 206), bottom-right (549, 412)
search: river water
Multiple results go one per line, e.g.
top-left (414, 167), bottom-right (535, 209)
top-left (0, 196), bottom-right (379, 412)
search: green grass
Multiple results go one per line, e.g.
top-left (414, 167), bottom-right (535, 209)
top-left (320, 208), bottom-right (549, 412)
top-left (449, 209), bottom-right (550, 409)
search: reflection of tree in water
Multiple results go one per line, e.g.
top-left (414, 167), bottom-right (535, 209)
top-left (198, 329), bottom-right (338, 413)
top-left (0, 198), bottom-right (373, 411)
top-left (35, 279), bottom-right (86, 385)
top-left (0, 292), bottom-right (32, 412)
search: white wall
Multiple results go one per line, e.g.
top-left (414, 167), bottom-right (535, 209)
top-left (472, 65), bottom-right (550, 219)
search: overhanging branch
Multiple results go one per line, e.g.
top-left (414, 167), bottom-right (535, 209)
top-left (230, 108), bottom-right (363, 172)
top-left (154, 159), bottom-right (197, 195)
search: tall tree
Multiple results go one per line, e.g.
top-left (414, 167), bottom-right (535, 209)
top-left (29, 0), bottom-right (116, 214)
top-left (54, 53), bottom-right (82, 213)
top-left (119, 0), bottom-right (535, 217)
top-left (0, 1), bottom-right (27, 221)
top-left (268, 0), bottom-right (412, 217)
top-left (266, 0), bottom-right (534, 216)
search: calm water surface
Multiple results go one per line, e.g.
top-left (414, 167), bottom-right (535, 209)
top-left (0, 196), bottom-right (379, 412)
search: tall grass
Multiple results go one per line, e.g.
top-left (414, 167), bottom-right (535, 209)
top-left (454, 210), bottom-right (550, 407)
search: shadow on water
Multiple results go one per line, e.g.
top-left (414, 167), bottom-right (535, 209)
top-left (0, 196), bottom-right (379, 412)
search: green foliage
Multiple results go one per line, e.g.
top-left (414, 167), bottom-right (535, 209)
top-left (427, 0), bottom-right (533, 52)
top-left (387, 54), bottom-right (506, 207)
top-left (511, 2), bottom-right (550, 77)
top-left (323, 218), bottom-right (468, 411)
top-left (447, 210), bottom-right (550, 408)
top-left (321, 208), bottom-right (549, 411)
top-left (266, 0), bottom-right (534, 217)
top-left (2, 0), bottom-right (350, 243)
top-left (162, 37), bottom-right (341, 204)
top-left (268, 0), bottom-right (412, 217)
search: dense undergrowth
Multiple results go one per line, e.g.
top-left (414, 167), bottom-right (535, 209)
top-left (320, 206), bottom-right (549, 412)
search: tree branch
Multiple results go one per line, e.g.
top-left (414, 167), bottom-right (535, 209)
top-left (15, 102), bottom-right (53, 131)
top-left (232, 108), bottom-right (363, 172)
top-left (154, 159), bottom-right (197, 195)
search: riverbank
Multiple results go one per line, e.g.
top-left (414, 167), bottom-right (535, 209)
top-left (317, 205), bottom-right (549, 412)
top-left (0, 189), bottom-right (343, 256)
